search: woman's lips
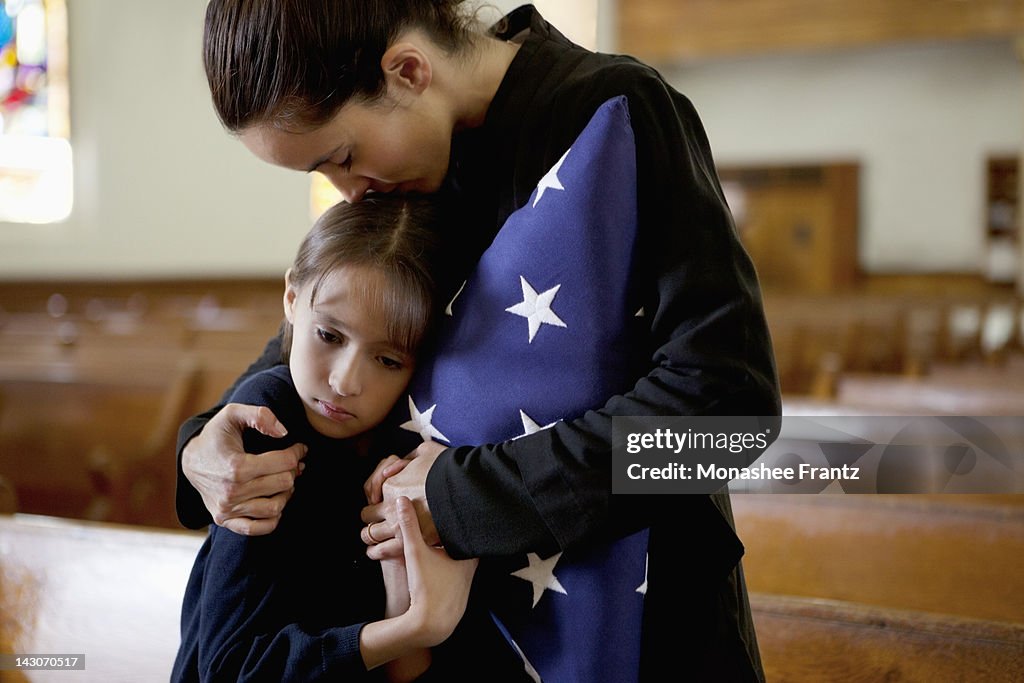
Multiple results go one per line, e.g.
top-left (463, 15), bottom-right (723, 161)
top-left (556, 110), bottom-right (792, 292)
top-left (317, 400), bottom-right (354, 423)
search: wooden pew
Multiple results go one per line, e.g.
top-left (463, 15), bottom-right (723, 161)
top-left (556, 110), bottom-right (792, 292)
top-left (0, 308), bottom-right (277, 527)
top-left (833, 362), bottom-right (1024, 415)
top-left (733, 494), bottom-right (1024, 623)
top-left (0, 353), bottom-right (202, 527)
top-left (764, 291), bottom-right (1023, 398)
top-left (0, 475), bottom-right (15, 515)
top-left (0, 514), bottom-right (205, 682)
top-left (751, 592), bottom-right (1024, 682)
top-left (764, 294), bottom-right (912, 396)
top-left (3, 513), bottom-right (1021, 683)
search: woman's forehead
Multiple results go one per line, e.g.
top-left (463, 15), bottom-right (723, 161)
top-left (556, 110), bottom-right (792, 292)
top-left (239, 120), bottom-right (346, 173)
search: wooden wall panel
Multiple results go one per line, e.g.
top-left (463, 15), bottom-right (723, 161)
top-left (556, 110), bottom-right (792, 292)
top-left (619, 0), bottom-right (1024, 63)
top-left (720, 162), bottom-right (860, 293)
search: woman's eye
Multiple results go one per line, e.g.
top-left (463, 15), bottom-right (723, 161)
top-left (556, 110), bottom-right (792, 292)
top-left (316, 328), bottom-right (341, 344)
top-left (378, 356), bottom-right (403, 370)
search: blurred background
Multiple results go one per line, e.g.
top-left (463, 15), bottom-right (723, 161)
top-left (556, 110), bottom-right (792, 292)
top-left (1, 4), bottom-right (1022, 680)
top-left (0, 0), bottom-right (1021, 525)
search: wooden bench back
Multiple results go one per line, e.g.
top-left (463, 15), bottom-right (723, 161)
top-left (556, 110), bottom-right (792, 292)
top-left (734, 494), bottom-right (1024, 622)
top-left (751, 592), bottom-right (1024, 682)
top-left (0, 514), bottom-right (204, 682)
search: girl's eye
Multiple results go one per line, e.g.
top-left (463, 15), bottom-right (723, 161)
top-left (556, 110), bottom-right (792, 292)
top-left (378, 356), bottom-right (404, 371)
top-left (316, 328), bottom-right (341, 344)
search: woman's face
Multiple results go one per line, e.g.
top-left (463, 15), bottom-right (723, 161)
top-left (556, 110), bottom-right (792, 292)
top-left (240, 91), bottom-right (454, 203)
top-left (284, 265), bottom-right (415, 439)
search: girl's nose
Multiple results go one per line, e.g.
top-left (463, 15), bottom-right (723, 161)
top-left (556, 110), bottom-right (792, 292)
top-left (329, 354), bottom-right (362, 397)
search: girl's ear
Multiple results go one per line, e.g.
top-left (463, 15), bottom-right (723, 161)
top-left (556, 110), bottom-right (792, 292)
top-left (380, 40), bottom-right (432, 96)
top-left (283, 268), bottom-right (298, 324)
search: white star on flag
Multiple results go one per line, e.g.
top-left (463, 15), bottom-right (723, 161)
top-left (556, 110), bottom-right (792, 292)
top-left (512, 552), bottom-right (568, 608)
top-left (533, 148), bottom-right (569, 207)
top-left (506, 275), bottom-right (567, 343)
top-left (518, 409), bottom-right (557, 438)
top-left (399, 396), bottom-right (449, 443)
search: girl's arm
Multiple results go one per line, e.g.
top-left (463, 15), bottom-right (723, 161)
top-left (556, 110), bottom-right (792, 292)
top-left (361, 497), bottom-right (477, 680)
top-left (185, 499), bottom-right (473, 681)
top-left (378, 559), bottom-right (431, 682)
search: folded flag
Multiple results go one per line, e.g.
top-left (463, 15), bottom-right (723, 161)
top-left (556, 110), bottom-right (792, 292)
top-left (403, 96), bottom-right (649, 683)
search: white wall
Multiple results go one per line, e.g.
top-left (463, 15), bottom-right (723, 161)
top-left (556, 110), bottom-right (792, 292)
top-left (665, 39), bottom-right (1023, 274)
top-left (0, 0), bottom-right (311, 279)
top-left (486, 0), bottom-right (603, 50)
top-left (0, 3), bottom-right (1019, 279)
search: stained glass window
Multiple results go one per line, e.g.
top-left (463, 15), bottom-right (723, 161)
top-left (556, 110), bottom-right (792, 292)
top-left (0, 0), bottom-right (70, 224)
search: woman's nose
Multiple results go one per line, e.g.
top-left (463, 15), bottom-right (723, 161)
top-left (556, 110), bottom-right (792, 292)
top-left (322, 169), bottom-right (371, 203)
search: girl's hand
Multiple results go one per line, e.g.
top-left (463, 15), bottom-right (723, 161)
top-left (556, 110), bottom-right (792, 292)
top-left (395, 496), bottom-right (478, 647)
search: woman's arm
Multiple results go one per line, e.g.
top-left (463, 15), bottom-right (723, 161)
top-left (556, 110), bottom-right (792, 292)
top-left (174, 332), bottom-right (306, 534)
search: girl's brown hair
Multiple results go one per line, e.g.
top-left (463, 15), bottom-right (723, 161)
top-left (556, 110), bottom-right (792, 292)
top-left (203, 0), bottom-right (479, 132)
top-left (281, 195), bottom-right (442, 360)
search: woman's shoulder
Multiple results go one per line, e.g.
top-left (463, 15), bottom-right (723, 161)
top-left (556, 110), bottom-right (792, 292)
top-left (574, 54), bottom-right (689, 116)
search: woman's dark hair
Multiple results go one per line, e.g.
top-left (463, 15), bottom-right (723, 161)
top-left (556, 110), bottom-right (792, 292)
top-left (203, 0), bottom-right (478, 132)
top-left (281, 195), bottom-right (442, 360)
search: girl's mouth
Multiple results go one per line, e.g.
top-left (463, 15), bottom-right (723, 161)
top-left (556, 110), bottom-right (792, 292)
top-left (317, 400), bottom-right (354, 423)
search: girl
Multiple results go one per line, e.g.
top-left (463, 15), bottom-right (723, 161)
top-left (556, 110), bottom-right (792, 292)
top-left (172, 196), bottom-right (494, 682)
top-left (179, 2), bottom-right (781, 679)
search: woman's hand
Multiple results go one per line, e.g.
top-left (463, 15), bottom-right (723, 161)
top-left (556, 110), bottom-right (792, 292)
top-left (364, 454), bottom-right (410, 505)
top-left (182, 403), bottom-right (306, 535)
top-left (358, 496), bottom-right (476, 676)
top-left (395, 496), bottom-right (478, 647)
top-left (361, 441), bottom-right (445, 559)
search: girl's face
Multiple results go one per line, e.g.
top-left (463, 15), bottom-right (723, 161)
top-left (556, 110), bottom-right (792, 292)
top-left (240, 90), bottom-right (453, 204)
top-left (284, 265), bottom-right (415, 439)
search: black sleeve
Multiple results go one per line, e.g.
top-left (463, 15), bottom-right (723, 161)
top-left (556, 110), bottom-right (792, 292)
top-left (426, 73), bottom-right (781, 560)
top-left (174, 331), bottom-right (285, 529)
top-left (192, 526), bottom-right (374, 682)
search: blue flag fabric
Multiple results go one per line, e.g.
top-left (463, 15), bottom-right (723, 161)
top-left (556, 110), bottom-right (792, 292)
top-left (401, 96), bottom-right (650, 682)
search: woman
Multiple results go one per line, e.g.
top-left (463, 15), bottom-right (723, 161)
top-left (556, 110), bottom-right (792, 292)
top-left (179, 2), bottom-right (780, 680)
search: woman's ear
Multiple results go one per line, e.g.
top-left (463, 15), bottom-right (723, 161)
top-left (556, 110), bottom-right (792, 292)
top-left (381, 40), bottom-right (432, 96)
top-left (283, 268), bottom-right (298, 324)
